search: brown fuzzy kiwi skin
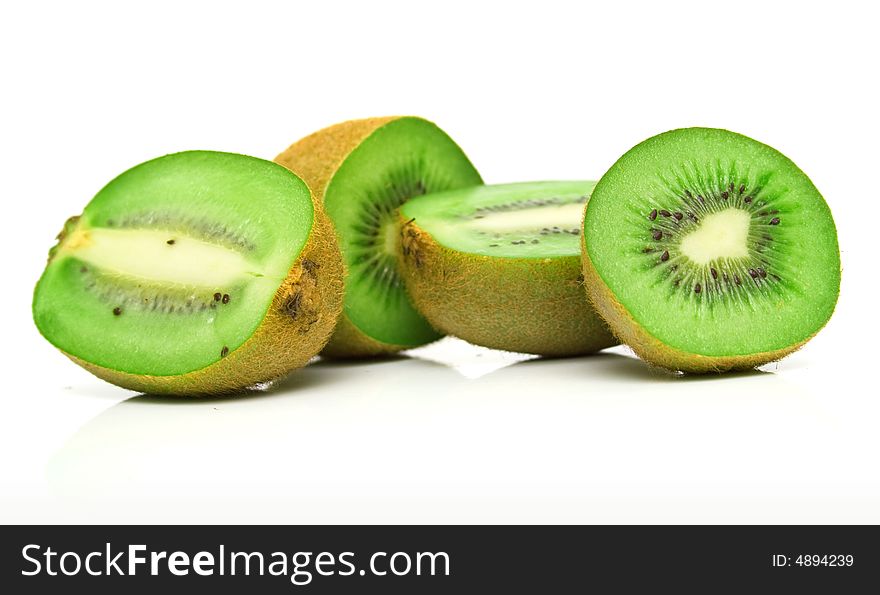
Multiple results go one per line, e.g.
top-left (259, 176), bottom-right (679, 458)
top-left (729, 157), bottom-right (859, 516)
top-left (579, 234), bottom-right (813, 373)
top-left (319, 315), bottom-right (408, 359)
top-left (398, 214), bottom-right (617, 356)
top-left (64, 206), bottom-right (344, 396)
top-left (274, 116), bottom-right (413, 359)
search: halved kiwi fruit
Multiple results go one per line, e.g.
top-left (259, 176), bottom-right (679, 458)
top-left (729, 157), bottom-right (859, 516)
top-left (582, 128), bottom-right (840, 372)
top-left (275, 116), bottom-right (482, 358)
top-left (398, 181), bottom-right (617, 356)
top-left (33, 151), bottom-right (344, 395)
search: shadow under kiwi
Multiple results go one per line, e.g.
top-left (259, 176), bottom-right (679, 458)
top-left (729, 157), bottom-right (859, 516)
top-left (488, 349), bottom-right (771, 383)
top-left (131, 354), bottom-right (357, 405)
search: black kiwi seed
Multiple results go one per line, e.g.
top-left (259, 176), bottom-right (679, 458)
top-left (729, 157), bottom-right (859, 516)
top-left (649, 209), bottom-right (658, 220)
top-left (739, 184), bottom-right (746, 194)
top-left (744, 196), bottom-right (753, 204)
top-left (220, 346), bottom-right (229, 358)
top-left (660, 210), bottom-right (672, 217)
top-left (769, 217), bottom-right (781, 225)
top-left (757, 268), bottom-right (767, 278)
top-left (166, 239), bottom-right (175, 245)
top-left (734, 275), bottom-right (742, 285)
top-left (749, 268), bottom-right (759, 278)
top-left (721, 191), bottom-right (729, 199)
top-left (112, 307), bottom-right (122, 316)
top-left (673, 212), bottom-right (683, 220)
top-left (660, 250), bottom-right (670, 262)
top-left (729, 183), bottom-right (735, 191)
top-left (694, 284), bottom-right (702, 294)
top-left (710, 268), bottom-right (718, 279)
top-left (213, 292), bottom-right (222, 301)
top-left (222, 294), bottom-right (230, 304)
top-left (652, 230), bottom-right (663, 240)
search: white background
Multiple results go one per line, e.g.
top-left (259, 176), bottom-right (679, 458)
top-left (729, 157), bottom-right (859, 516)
top-left (1, 1), bottom-right (877, 523)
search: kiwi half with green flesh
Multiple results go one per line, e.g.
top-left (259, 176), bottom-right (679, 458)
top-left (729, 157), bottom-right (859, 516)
top-left (275, 117), bottom-right (482, 358)
top-left (33, 151), bottom-right (344, 395)
top-left (398, 181), bottom-right (618, 356)
top-left (582, 128), bottom-right (840, 373)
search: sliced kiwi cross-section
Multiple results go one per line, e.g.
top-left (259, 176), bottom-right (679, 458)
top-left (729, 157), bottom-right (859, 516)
top-left (582, 128), bottom-right (840, 372)
top-left (33, 151), bottom-right (344, 395)
top-left (275, 117), bottom-right (482, 357)
top-left (399, 181), bottom-right (618, 356)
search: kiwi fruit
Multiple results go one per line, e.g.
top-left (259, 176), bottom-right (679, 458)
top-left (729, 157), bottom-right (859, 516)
top-left (582, 128), bottom-right (840, 373)
top-left (398, 181), bottom-right (618, 356)
top-left (32, 151), bottom-right (344, 395)
top-left (275, 116), bottom-right (482, 358)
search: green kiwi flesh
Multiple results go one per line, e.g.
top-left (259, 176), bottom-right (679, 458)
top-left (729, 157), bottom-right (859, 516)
top-left (33, 151), bottom-right (336, 388)
top-left (321, 117), bottom-right (482, 348)
top-left (399, 181), bottom-right (617, 356)
top-left (403, 181), bottom-right (591, 256)
top-left (582, 128), bottom-right (840, 371)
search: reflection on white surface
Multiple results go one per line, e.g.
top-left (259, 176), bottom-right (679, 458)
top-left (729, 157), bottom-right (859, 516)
top-left (44, 339), bottom-right (880, 523)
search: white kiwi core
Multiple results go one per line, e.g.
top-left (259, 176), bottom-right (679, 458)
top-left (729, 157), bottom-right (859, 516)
top-left (679, 208), bottom-right (751, 265)
top-left (63, 227), bottom-right (261, 287)
top-left (466, 202), bottom-right (584, 233)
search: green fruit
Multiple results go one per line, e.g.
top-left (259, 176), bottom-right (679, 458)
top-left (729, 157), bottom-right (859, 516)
top-left (398, 181), bottom-right (617, 356)
top-left (33, 151), bottom-right (344, 395)
top-left (582, 128), bottom-right (840, 373)
top-left (275, 116), bottom-right (482, 358)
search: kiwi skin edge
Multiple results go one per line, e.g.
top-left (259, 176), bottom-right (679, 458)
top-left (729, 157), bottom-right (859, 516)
top-left (580, 233), bottom-right (818, 374)
top-left (64, 206), bottom-right (345, 396)
top-left (398, 213), bottom-right (617, 357)
top-left (274, 116), bottom-right (411, 359)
